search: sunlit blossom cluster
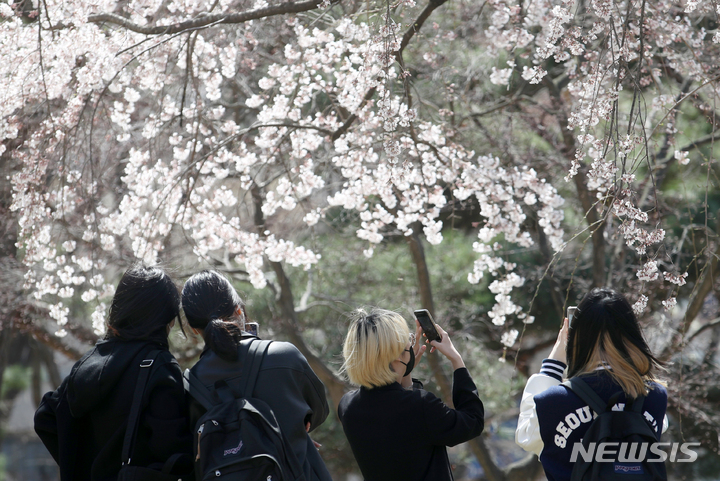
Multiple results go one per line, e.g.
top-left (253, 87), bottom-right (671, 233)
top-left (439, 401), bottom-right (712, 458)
top-left (2, 0), bottom-right (715, 347)
top-left (483, 0), bottom-right (715, 319)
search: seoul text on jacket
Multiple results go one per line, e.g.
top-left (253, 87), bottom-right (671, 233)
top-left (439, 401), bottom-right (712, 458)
top-left (515, 359), bottom-right (668, 481)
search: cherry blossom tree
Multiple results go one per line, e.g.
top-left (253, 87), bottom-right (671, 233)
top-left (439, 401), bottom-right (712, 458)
top-left (3, 0), bottom-right (720, 478)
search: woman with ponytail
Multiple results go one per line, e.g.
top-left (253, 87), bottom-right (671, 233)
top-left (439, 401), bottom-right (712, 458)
top-left (182, 270), bottom-right (333, 481)
top-left (515, 288), bottom-right (668, 481)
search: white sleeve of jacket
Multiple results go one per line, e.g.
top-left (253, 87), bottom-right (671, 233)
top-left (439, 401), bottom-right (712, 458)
top-left (515, 359), bottom-right (566, 457)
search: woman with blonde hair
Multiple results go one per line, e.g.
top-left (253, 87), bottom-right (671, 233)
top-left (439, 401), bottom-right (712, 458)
top-left (516, 288), bottom-right (668, 481)
top-left (338, 308), bottom-right (485, 481)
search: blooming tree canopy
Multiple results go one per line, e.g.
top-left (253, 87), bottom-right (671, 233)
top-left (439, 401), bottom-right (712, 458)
top-left (3, 0), bottom-right (720, 475)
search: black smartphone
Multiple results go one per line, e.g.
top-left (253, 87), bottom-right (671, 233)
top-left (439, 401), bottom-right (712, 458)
top-left (246, 322), bottom-right (259, 336)
top-left (567, 306), bottom-right (577, 327)
top-left (413, 309), bottom-right (442, 343)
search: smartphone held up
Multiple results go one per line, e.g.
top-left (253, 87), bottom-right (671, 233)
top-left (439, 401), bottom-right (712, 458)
top-left (413, 309), bottom-right (442, 343)
top-left (567, 306), bottom-right (577, 327)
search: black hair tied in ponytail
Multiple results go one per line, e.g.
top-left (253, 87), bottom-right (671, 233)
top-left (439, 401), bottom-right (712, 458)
top-left (182, 270), bottom-right (248, 362)
top-left (204, 319), bottom-right (244, 361)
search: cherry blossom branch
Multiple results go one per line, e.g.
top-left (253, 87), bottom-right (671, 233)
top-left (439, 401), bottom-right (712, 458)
top-left (542, 77), bottom-right (607, 287)
top-left (333, 0), bottom-right (452, 142)
top-left (87, 0), bottom-right (340, 35)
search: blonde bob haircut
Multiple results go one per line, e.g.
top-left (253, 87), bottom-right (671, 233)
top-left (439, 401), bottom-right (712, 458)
top-left (342, 308), bottom-right (410, 389)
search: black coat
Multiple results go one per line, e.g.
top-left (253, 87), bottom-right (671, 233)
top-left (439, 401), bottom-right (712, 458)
top-left (188, 334), bottom-right (333, 481)
top-left (338, 368), bottom-right (485, 481)
top-left (34, 336), bottom-right (194, 481)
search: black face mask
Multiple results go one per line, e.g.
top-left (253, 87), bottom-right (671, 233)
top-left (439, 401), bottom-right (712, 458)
top-left (399, 346), bottom-right (415, 377)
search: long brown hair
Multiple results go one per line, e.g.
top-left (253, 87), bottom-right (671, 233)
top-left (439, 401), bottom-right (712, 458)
top-left (567, 288), bottom-right (664, 398)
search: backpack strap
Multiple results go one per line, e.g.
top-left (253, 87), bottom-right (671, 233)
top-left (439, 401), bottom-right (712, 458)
top-left (629, 393), bottom-right (646, 413)
top-left (121, 349), bottom-right (162, 466)
top-left (238, 339), bottom-right (272, 398)
top-left (561, 377), bottom-right (609, 415)
top-left (184, 339), bottom-right (273, 406)
top-left (184, 368), bottom-right (216, 410)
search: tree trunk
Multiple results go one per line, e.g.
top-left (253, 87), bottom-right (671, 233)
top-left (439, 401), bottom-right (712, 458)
top-left (268, 260), bottom-right (349, 410)
top-left (405, 223), bottom-right (540, 481)
top-left (660, 214), bottom-right (720, 360)
top-left (251, 185), bottom-right (348, 410)
top-left (543, 77), bottom-right (607, 288)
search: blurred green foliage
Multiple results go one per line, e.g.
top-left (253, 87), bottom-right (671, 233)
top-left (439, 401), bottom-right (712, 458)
top-left (0, 365), bottom-right (31, 399)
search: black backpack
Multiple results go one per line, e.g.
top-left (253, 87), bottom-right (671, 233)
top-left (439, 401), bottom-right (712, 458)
top-left (184, 340), bottom-right (305, 481)
top-left (562, 377), bottom-right (667, 481)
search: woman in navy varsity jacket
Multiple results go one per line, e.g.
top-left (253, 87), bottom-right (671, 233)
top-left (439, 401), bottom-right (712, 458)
top-left (515, 288), bottom-right (668, 481)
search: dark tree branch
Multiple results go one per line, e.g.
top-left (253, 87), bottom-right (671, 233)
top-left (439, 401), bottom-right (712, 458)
top-left (505, 336), bottom-right (556, 378)
top-left (653, 130), bottom-right (720, 189)
top-left (687, 316), bottom-right (720, 345)
top-left (536, 219), bottom-right (566, 319)
top-left (661, 232), bottom-right (720, 360)
top-left (636, 77), bottom-right (693, 207)
top-left (394, 0), bottom-right (449, 65)
top-left (13, 313), bottom-right (85, 361)
top-left (88, 0), bottom-right (338, 35)
top-left (331, 87), bottom-right (376, 141)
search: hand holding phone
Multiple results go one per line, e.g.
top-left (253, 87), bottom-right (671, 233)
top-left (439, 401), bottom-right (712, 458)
top-left (413, 309), bottom-right (442, 343)
top-left (424, 323), bottom-right (465, 370)
top-left (549, 316), bottom-right (569, 364)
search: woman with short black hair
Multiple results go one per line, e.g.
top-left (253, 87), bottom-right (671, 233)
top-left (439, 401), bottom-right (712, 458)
top-left (516, 288), bottom-right (668, 481)
top-left (34, 265), bottom-right (194, 481)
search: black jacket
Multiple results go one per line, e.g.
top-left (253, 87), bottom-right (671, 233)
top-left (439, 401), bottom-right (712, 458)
top-left (338, 368), bottom-right (484, 481)
top-left (34, 336), bottom-right (194, 481)
top-left (188, 334), bottom-right (333, 481)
